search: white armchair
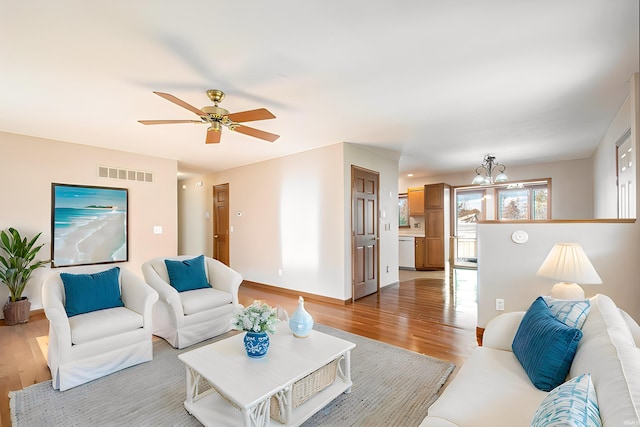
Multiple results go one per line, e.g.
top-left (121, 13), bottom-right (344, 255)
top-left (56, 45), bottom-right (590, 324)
top-left (42, 266), bottom-right (158, 391)
top-left (142, 255), bottom-right (242, 349)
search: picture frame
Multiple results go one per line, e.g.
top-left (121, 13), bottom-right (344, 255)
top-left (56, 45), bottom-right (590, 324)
top-left (51, 183), bottom-right (128, 267)
top-left (399, 194), bottom-right (409, 227)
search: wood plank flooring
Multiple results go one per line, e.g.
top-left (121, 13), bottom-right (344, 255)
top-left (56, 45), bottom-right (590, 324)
top-left (0, 269), bottom-right (477, 427)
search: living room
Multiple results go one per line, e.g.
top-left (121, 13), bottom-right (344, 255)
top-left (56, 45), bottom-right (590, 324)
top-left (1, 1), bottom-right (640, 425)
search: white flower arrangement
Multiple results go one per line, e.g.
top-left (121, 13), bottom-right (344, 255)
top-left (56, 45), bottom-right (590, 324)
top-left (231, 300), bottom-right (279, 334)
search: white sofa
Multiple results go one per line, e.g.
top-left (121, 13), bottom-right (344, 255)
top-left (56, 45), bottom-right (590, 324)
top-left (421, 294), bottom-right (640, 426)
top-left (141, 255), bottom-right (242, 349)
top-left (42, 266), bottom-right (158, 391)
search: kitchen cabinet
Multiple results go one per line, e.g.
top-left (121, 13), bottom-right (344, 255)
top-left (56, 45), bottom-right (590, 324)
top-left (408, 187), bottom-right (424, 216)
top-left (423, 183), bottom-right (449, 270)
top-left (414, 237), bottom-right (426, 270)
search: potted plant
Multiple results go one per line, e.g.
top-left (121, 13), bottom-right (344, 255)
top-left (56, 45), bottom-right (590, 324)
top-left (231, 300), bottom-right (279, 358)
top-left (0, 227), bottom-right (49, 325)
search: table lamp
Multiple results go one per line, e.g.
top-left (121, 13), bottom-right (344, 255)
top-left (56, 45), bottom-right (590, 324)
top-left (536, 243), bottom-right (602, 300)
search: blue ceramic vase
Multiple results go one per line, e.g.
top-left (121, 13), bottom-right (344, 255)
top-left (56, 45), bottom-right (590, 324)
top-left (244, 331), bottom-right (270, 358)
top-left (289, 296), bottom-right (314, 338)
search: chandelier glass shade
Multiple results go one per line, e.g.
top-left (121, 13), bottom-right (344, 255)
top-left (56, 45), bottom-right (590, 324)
top-left (472, 155), bottom-right (509, 185)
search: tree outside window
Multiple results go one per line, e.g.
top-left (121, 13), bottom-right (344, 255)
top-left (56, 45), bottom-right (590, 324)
top-left (497, 185), bottom-right (549, 220)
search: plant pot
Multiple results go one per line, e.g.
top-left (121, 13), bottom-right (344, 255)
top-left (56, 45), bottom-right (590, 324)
top-left (3, 297), bottom-right (31, 325)
top-left (244, 331), bottom-right (270, 358)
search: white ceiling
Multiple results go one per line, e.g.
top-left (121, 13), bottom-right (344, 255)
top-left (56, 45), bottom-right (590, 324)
top-left (1, 1), bottom-right (638, 179)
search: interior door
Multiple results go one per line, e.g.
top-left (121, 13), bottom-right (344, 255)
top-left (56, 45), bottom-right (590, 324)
top-left (617, 130), bottom-right (635, 219)
top-left (352, 166), bottom-right (379, 301)
top-left (213, 183), bottom-right (230, 266)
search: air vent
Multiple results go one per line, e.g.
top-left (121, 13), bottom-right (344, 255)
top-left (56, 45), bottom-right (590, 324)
top-left (97, 166), bottom-right (153, 183)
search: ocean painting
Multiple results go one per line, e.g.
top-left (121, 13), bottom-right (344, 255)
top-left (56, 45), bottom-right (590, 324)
top-left (52, 183), bottom-right (128, 267)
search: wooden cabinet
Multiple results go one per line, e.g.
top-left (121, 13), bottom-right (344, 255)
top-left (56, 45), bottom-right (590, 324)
top-left (425, 183), bottom-right (444, 209)
top-left (406, 183), bottom-right (449, 271)
top-left (408, 187), bottom-right (424, 216)
top-left (423, 183), bottom-right (449, 270)
top-left (414, 237), bottom-right (426, 270)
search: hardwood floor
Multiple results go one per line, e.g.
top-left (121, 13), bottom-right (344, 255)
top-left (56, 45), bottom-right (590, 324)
top-left (0, 269), bottom-right (477, 427)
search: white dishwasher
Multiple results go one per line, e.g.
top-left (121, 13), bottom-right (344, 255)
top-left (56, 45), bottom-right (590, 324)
top-left (399, 236), bottom-right (415, 269)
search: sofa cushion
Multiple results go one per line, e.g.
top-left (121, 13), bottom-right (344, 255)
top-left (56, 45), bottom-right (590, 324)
top-left (164, 255), bottom-right (211, 292)
top-left (180, 287), bottom-right (233, 315)
top-left (543, 296), bottom-right (591, 329)
top-left (61, 267), bottom-right (124, 317)
top-left (531, 373), bottom-right (601, 427)
top-left (570, 294), bottom-right (640, 425)
top-left (424, 346), bottom-right (547, 427)
top-left (69, 306), bottom-right (143, 345)
top-left (512, 296), bottom-right (583, 391)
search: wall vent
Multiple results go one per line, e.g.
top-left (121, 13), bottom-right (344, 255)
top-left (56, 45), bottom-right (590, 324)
top-left (97, 166), bottom-right (153, 183)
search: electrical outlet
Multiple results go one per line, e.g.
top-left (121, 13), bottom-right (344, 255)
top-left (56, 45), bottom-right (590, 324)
top-left (496, 299), bottom-right (505, 311)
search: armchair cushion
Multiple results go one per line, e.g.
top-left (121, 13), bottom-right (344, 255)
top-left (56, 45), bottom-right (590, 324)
top-left (512, 296), bottom-right (583, 391)
top-left (61, 266), bottom-right (124, 317)
top-left (164, 255), bottom-right (211, 292)
top-left (69, 306), bottom-right (143, 345)
top-left (181, 288), bottom-right (233, 315)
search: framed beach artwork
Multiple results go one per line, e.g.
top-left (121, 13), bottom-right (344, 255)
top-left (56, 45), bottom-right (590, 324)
top-left (51, 183), bottom-right (128, 267)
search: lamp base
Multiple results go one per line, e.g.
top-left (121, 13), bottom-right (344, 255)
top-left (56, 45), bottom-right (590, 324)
top-left (550, 282), bottom-right (585, 300)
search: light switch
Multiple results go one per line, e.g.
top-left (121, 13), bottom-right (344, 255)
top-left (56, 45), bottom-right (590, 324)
top-left (153, 226), bottom-right (163, 234)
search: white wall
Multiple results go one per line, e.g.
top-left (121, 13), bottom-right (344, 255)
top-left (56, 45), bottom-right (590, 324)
top-left (399, 157), bottom-right (594, 219)
top-left (176, 142), bottom-right (399, 302)
top-left (0, 131), bottom-right (178, 316)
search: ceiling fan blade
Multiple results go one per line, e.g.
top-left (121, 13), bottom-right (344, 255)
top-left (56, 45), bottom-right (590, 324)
top-left (206, 128), bottom-right (222, 144)
top-left (153, 91), bottom-right (207, 117)
top-left (138, 120), bottom-right (203, 125)
top-left (227, 108), bottom-right (276, 123)
top-left (233, 125), bottom-right (280, 142)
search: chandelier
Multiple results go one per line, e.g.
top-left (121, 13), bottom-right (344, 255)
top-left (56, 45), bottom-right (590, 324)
top-left (471, 155), bottom-right (509, 185)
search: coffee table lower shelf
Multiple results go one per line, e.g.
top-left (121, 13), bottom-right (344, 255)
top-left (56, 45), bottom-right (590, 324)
top-left (184, 379), bottom-right (353, 427)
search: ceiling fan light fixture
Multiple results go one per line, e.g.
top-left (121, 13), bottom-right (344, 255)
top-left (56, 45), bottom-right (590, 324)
top-left (140, 89), bottom-right (280, 144)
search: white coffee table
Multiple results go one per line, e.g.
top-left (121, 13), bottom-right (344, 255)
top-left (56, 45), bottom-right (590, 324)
top-left (178, 323), bottom-right (355, 427)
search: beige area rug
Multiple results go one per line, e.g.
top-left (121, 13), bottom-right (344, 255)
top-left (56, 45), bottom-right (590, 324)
top-left (10, 324), bottom-right (454, 427)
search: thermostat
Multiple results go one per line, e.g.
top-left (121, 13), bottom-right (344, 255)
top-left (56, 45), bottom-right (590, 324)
top-left (511, 230), bottom-right (528, 244)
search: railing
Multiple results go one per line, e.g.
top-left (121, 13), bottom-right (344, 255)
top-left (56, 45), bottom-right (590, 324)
top-left (449, 236), bottom-right (477, 270)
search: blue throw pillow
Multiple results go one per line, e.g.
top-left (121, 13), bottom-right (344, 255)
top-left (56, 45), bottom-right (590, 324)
top-left (164, 255), bottom-right (211, 292)
top-left (512, 296), bottom-right (583, 391)
top-left (61, 267), bottom-right (124, 317)
top-left (531, 373), bottom-right (601, 427)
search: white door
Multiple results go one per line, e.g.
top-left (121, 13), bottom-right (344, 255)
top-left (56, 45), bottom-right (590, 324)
top-left (617, 131), bottom-right (635, 219)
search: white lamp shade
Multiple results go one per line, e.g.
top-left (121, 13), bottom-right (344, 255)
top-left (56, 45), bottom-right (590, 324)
top-left (472, 174), bottom-right (485, 185)
top-left (536, 243), bottom-right (602, 284)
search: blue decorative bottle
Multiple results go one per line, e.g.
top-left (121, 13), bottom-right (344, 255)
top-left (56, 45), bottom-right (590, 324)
top-left (289, 296), bottom-right (314, 338)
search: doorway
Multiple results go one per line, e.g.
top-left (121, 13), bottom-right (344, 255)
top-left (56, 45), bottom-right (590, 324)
top-left (213, 183), bottom-right (230, 266)
top-left (351, 165), bottom-right (379, 301)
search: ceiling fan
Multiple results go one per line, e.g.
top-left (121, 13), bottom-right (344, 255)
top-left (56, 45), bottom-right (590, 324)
top-left (138, 89), bottom-right (280, 144)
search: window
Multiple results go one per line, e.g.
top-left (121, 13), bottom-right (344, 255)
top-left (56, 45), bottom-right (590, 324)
top-left (496, 183), bottom-right (549, 220)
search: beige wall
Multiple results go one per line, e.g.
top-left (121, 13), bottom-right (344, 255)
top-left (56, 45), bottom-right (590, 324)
top-left (399, 157), bottom-right (594, 220)
top-left (177, 142), bottom-right (400, 302)
top-left (476, 221), bottom-right (640, 327)
top-left (477, 73), bottom-right (640, 326)
top-left (0, 131), bottom-right (178, 317)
